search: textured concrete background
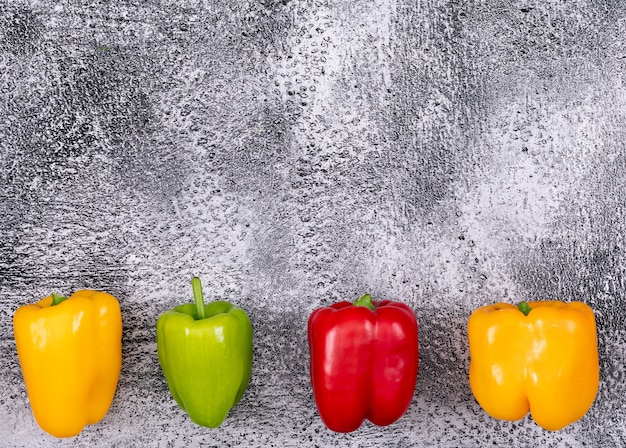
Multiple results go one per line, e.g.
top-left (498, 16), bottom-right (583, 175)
top-left (1, 0), bottom-right (625, 446)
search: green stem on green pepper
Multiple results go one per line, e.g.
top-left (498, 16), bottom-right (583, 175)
top-left (354, 294), bottom-right (375, 311)
top-left (517, 301), bottom-right (532, 316)
top-left (192, 277), bottom-right (206, 319)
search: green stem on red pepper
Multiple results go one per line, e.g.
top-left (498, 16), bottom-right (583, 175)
top-left (192, 277), bottom-right (206, 320)
top-left (51, 293), bottom-right (68, 306)
top-left (354, 294), bottom-right (375, 311)
top-left (517, 301), bottom-right (532, 316)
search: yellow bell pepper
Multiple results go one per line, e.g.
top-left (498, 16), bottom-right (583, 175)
top-left (13, 290), bottom-right (122, 438)
top-left (468, 300), bottom-right (599, 431)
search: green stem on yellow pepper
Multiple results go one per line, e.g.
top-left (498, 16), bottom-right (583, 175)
top-left (354, 294), bottom-right (375, 311)
top-left (51, 293), bottom-right (68, 306)
top-left (192, 277), bottom-right (206, 320)
top-left (517, 301), bottom-right (532, 316)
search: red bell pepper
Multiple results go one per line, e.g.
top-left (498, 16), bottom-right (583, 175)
top-left (307, 294), bottom-right (419, 432)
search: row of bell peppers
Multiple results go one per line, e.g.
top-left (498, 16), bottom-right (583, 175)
top-left (12, 277), bottom-right (599, 438)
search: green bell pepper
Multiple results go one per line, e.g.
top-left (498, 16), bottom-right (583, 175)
top-left (156, 277), bottom-right (253, 428)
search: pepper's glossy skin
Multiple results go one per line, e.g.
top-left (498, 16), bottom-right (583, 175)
top-left (156, 301), bottom-right (253, 428)
top-left (13, 290), bottom-right (122, 438)
top-left (468, 301), bottom-right (599, 431)
top-left (308, 300), bottom-right (419, 433)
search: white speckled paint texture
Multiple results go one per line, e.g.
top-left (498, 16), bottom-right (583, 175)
top-left (1, 1), bottom-right (626, 446)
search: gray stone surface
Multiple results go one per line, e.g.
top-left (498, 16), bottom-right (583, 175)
top-left (1, 0), bottom-right (626, 446)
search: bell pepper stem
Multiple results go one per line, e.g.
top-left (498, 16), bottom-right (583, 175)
top-left (192, 277), bottom-right (206, 320)
top-left (51, 293), bottom-right (68, 306)
top-left (517, 301), bottom-right (532, 316)
top-left (354, 294), bottom-right (375, 311)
